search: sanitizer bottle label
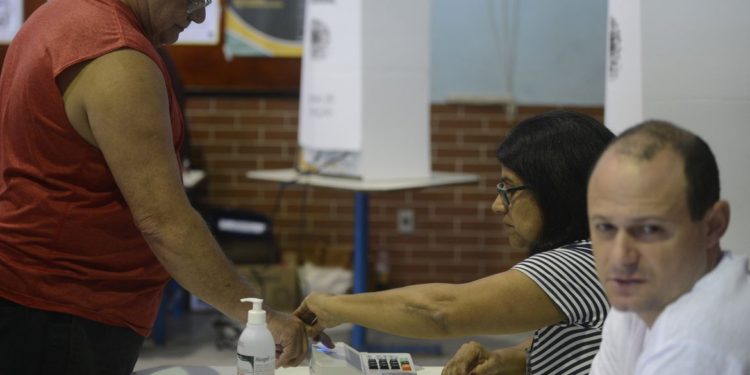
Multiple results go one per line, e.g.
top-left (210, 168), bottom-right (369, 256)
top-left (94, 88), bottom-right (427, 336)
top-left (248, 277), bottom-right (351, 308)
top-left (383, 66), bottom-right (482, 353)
top-left (238, 353), bottom-right (274, 375)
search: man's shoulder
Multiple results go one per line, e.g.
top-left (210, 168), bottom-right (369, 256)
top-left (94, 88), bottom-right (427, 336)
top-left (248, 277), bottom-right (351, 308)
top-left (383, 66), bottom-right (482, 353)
top-left (673, 251), bottom-right (750, 309)
top-left (650, 257), bottom-right (750, 355)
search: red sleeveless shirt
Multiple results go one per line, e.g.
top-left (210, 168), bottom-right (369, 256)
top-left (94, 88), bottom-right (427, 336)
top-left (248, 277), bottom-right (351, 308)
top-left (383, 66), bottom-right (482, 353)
top-left (0, 0), bottom-right (182, 336)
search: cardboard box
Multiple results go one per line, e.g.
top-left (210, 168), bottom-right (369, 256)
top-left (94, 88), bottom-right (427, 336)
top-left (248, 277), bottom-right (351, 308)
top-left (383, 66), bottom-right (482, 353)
top-left (299, 243), bottom-right (352, 269)
top-left (236, 263), bottom-right (300, 313)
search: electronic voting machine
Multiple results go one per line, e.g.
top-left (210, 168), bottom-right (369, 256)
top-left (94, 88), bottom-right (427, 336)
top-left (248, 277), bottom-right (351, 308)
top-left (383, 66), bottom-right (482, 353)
top-left (310, 342), bottom-right (417, 375)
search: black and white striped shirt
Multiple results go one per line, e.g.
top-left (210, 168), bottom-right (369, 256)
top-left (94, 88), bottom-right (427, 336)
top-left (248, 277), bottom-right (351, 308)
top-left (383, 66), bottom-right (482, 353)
top-left (512, 241), bottom-right (609, 375)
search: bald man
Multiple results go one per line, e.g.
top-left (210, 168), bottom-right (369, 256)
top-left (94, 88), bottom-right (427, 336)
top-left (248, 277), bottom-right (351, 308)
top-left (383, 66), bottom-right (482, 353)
top-left (587, 121), bottom-right (750, 374)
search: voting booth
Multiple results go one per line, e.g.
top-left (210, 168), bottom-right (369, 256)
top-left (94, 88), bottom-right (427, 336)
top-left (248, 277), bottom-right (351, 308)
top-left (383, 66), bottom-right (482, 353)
top-left (605, 0), bottom-right (750, 255)
top-left (297, 0), bottom-right (431, 181)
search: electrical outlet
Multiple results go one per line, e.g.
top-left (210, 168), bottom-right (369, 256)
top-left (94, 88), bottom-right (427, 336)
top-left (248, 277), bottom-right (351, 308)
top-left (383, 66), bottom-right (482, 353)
top-left (397, 208), bottom-right (415, 234)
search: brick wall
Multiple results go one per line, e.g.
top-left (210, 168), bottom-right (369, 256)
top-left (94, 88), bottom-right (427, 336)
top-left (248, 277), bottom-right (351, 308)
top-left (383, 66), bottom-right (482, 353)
top-left (186, 97), bottom-right (602, 287)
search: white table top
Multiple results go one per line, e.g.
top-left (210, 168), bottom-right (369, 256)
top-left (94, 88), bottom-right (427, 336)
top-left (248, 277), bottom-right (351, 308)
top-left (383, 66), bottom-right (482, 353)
top-left (246, 169), bottom-right (478, 192)
top-left (133, 365), bottom-right (443, 375)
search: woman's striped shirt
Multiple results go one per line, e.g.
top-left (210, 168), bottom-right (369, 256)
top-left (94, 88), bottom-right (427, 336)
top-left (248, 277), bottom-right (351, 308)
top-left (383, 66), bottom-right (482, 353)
top-left (512, 241), bottom-right (610, 375)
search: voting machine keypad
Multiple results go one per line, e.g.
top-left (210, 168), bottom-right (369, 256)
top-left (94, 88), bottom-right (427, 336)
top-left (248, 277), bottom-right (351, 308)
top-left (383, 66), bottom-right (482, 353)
top-left (366, 354), bottom-right (413, 372)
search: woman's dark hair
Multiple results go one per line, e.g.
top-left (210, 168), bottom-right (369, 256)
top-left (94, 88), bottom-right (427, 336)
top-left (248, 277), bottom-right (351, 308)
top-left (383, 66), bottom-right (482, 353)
top-left (497, 110), bottom-right (615, 255)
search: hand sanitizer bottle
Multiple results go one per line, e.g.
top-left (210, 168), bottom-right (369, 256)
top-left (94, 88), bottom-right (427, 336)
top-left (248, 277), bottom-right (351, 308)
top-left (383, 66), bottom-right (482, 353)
top-left (237, 298), bottom-right (275, 375)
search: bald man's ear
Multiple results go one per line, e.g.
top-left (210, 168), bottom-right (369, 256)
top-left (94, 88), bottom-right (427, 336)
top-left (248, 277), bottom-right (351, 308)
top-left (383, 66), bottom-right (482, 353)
top-left (704, 200), bottom-right (730, 248)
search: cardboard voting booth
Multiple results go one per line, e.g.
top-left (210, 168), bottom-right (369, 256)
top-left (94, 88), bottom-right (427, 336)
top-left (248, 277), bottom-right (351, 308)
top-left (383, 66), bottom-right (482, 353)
top-left (605, 0), bottom-right (750, 254)
top-left (298, 0), bottom-right (431, 181)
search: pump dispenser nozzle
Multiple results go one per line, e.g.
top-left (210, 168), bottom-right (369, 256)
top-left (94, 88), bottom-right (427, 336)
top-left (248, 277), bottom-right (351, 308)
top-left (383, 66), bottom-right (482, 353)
top-left (240, 298), bottom-right (266, 325)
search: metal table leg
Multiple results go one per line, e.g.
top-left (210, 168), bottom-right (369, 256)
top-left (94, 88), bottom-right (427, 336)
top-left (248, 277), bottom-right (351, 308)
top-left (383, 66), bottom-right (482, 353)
top-left (351, 191), bottom-right (369, 350)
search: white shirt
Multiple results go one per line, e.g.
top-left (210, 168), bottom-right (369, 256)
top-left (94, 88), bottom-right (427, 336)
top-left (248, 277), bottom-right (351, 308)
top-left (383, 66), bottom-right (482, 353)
top-left (590, 252), bottom-right (750, 375)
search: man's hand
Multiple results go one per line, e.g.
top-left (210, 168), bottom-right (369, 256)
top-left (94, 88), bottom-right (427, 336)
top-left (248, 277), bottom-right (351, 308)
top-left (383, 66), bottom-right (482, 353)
top-left (441, 341), bottom-right (527, 375)
top-left (293, 293), bottom-right (335, 348)
top-left (266, 310), bottom-right (309, 367)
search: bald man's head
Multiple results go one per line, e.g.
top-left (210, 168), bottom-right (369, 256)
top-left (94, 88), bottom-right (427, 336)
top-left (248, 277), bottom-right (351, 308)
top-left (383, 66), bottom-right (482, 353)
top-left (604, 120), bottom-right (720, 221)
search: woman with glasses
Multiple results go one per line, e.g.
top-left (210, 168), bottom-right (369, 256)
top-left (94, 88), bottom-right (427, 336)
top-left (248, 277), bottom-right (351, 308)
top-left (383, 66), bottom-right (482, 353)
top-left (296, 110), bottom-right (615, 375)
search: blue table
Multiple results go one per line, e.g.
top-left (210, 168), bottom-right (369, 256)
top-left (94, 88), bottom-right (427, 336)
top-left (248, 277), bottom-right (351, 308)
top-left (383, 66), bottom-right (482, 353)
top-left (247, 169), bottom-right (478, 350)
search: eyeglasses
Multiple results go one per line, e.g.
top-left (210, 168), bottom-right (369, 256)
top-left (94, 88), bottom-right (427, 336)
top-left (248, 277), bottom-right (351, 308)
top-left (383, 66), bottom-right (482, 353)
top-left (187, 0), bottom-right (211, 14)
top-left (496, 182), bottom-right (528, 207)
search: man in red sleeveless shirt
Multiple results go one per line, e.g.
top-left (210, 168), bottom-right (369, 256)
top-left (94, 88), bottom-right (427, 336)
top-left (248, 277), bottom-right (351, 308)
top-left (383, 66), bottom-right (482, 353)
top-left (0, 0), bottom-right (310, 374)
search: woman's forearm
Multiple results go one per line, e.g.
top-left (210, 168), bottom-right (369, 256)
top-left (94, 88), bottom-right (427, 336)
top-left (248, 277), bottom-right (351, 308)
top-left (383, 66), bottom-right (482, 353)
top-left (307, 283), bottom-right (462, 338)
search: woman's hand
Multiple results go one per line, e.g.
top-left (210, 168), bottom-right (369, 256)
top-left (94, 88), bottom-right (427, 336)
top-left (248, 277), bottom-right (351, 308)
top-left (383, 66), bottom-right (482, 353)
top-left (441, 341), bottom-right (528, 375)
top-left (293, 292), bottom-right (336, 348)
